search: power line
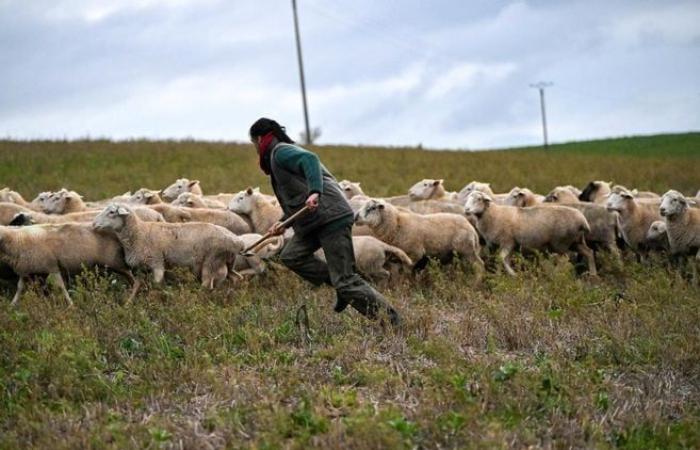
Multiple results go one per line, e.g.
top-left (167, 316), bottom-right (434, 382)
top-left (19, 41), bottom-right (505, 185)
top-left (530, 81), bottom-right (553, 149)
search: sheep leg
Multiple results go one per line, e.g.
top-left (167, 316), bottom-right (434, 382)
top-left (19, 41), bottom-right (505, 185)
top-left (53, 272), bottom-right (73, 306)
top-left (499, 246), bottom-right (516, 276)
top-left (116, 270), bottom-right (141, 304)
top-left (471, 252), bottom-right (486, 284)
top-left (575, 240), bottom-right (598, 277)
top-left (10, 277), bottom-right (26, 306)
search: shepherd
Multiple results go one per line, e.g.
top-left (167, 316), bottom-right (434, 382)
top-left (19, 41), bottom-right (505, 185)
top-left (249, 117), bottom-right (401, 327)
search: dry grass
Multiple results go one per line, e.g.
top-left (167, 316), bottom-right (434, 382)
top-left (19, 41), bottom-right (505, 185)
top-left (0, 134), bottom-right (699, 449)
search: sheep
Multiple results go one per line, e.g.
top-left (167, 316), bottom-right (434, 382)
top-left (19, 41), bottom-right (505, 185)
top-left (128, 188), bottom-right (163, 205)
top-left (147, 202), bottom-right (249, 234)
top-left (605, 187), bottom-right (662, 252)
top-left (354, 199), bottom-right (484, 279)
top-left (161, 178), bottom-right (203, 202)
top-left (338, 180), bottom-right (366, 200)
top-left (646, 221), bottom-right (669, 251)
top-left (8, 204), bottom-right (165, 226)
top-left (504, 187), bottom-right (545, 207)
top-left (0, 188), bottom-right (32, 208)
top-left (228, 187), bottom-right (283, 234)
top-left (464, 191), bottom-right (597, 277)
top-left (29, 192), bottom-right (54, 212)
top-left (579, 180), bottom-right (612, 204)
top-left (457, 181), bottom-right (508, 205)
top-left (544, 186), bottom-right (581, 204)
top-left (408, 179), bottom-right (460, 203)
top-left (316, 235), bottom-right (413, 282)
top-left (232, 234), bottom-right (285, 276)
top-left (659, 190), bottom-right (700, 259)
top-left (43, 189), bottom-right (87, 214)
top-left (405, 200), bottom-right (466, 215)
top-left (0, 223), bottom-right (140, 306)
top-left (84, 192), bottom-right (133, 209)
top-left (172, 192), bottom-right (226, 209)
top-left (93, 204), bottom-right (244, 288)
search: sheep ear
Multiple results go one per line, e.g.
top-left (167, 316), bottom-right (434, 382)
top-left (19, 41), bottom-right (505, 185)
top-left (433, 179), bottom-right (442, 186)
top-left (377, 203), bottom-right (385, 209)
top-left (245, 187), bottom-right (253, 195)
top-left (116, 206), bottom-right (130, 216)
top-left (188, 180), bottom-right (200, 187)
top-left (144, 192), bottom-right (155, 198)
top-left (253, 187), bottom-right (260, 193)
top-left (688, 199), bottom-right (697, 206)
top-left (631, 189), bottom-right (639, 196)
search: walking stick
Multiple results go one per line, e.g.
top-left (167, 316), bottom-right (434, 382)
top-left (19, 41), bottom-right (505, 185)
top-left (240, 205), bottom-right (310, 256)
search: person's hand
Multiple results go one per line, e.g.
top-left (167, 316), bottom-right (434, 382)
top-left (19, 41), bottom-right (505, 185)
top-left (306, 193), bottom-right (320, 211)
top-left (268, 221), bottom-right (285, 236)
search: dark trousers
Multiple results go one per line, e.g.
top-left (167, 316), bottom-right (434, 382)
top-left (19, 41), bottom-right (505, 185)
top-left (280, 224), bottom-right (399, 324)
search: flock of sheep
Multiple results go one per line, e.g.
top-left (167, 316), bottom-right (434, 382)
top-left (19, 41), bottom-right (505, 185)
top-left (0, 177), bottom-right (699, 307)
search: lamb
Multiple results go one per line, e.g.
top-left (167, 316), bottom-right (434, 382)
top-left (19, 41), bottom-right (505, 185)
top-left (338, 180), bottom-right (366, 200)
top-left (228, 187), bottom-right (283, 234)
top-left (43, 189), bottom-right (87, 214)
top-left (29, 192), bottom-right (54, 212)
top-left (93, 204), bottom-right (244, 288)
top-left (544, 186), bottom-right (581, 204)
top-left (659, 190), bottom-right (700, 259)
top-left (354, 199), bottom-right (484, 279)
top-left (464, 191), bottom-right (596, 276)
top-left (172, 192), bottom-right (226, 209)
top-left (0, 223), bottom-right (140, 306)
top-left (646, 221), bottom-right (669, 251)
top-left (161, 178), bottom-right (203, 202)
top-left (408, 179), bottom-right (460, 203)
top-left (605, 187), bottom-right (662, 251)
top-left (504, 187), bottom-right (545, 207)
top-left (579, 180), bottom-right (612, 204)
top-left (129, 188), bottom-right (163, 205)
top-left (316, 235), bottom-right (413, 282)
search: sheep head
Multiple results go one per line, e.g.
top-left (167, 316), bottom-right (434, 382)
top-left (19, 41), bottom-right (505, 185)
top-left (660, 190), bottom-right (690, 218)
top-left (228, 187), bottom-right (260, 214)
top-left (464, 191), bottom-right (492, 217)
top-left (354, 199), bottom-right (387, 227)
top-left (93, 203), bottom-right (132, 232)
top-left (408, 179), bottom-right (444, 200)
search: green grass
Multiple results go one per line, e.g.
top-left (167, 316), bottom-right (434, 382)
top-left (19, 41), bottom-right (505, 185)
top-left (1, 133), bottom-right (699, 449)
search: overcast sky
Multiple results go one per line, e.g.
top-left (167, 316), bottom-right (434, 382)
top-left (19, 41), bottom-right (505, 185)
top-left (1, 0), bottom-right (699, 149)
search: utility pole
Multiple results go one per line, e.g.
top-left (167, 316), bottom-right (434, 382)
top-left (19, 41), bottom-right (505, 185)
top-left (530, 82), bottom-right (553, 149)
top-left (291, 0), bottom-right (312, 145)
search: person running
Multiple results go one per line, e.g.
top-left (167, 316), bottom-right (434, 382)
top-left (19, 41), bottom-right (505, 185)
top-left (249, 117), bottom-right (401, 326)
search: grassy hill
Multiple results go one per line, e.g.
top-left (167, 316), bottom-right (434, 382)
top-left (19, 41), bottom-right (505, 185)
top-left (0, 133), bottom-right (699, 449)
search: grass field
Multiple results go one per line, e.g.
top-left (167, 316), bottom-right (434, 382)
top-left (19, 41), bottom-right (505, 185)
top-left (1, 133), bottom-right (699, 449)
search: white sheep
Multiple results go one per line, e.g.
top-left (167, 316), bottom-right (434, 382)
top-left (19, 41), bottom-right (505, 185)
top-left (128, 188), bottom-right (163, 205)
top-left (606, 187), bottom-right (662, 251)
top-left (43, 189), bottom-right (87, 214)
top-left (317, 235), bottom-right (413, 282)
top-left (338, 180), bottom-right (366, 200)
top-left (457, 181), bottom-right (508, 205)
top-left (228, 187), bottom-right (283, 234)
top-left (659, 190), bottom-right (700, 259)
top-left (0, 188), bottom-right (33, 208)
top-left (354, 199), bottom-right (484, 280)
top-left (7, 203), bottom-right (165, 226)
top-left (0, 223), bottom-right (140, 306)
top-left (504, 187), bottom-right (545, 207)
top-left (579, 180), bottom-right (612, 204)
top-left (93, 204), bottom-right (244, 288)
top-left (464, 191), bottom-right (596, 276)
top-left (161, 178), bottom-right (202, 202)
top-left (544, 186), bottom-right (581, 204)
top-left (172, 192), bottom-right (226, 209)
top-left (408, 179), bottom-right (460, 203)
top-left (646, 221), bottom-right (669, 251)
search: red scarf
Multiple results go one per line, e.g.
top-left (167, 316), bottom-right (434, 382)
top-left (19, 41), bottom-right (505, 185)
top-left (257, 132), bottom-right (276, 174)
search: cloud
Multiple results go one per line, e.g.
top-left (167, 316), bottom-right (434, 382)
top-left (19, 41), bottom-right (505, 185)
top-left (426, 62), bottom-right (517, 99)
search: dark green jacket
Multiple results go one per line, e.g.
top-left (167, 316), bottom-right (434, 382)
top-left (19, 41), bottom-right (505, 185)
top-left (270, 143), bottom-right (353, 236)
